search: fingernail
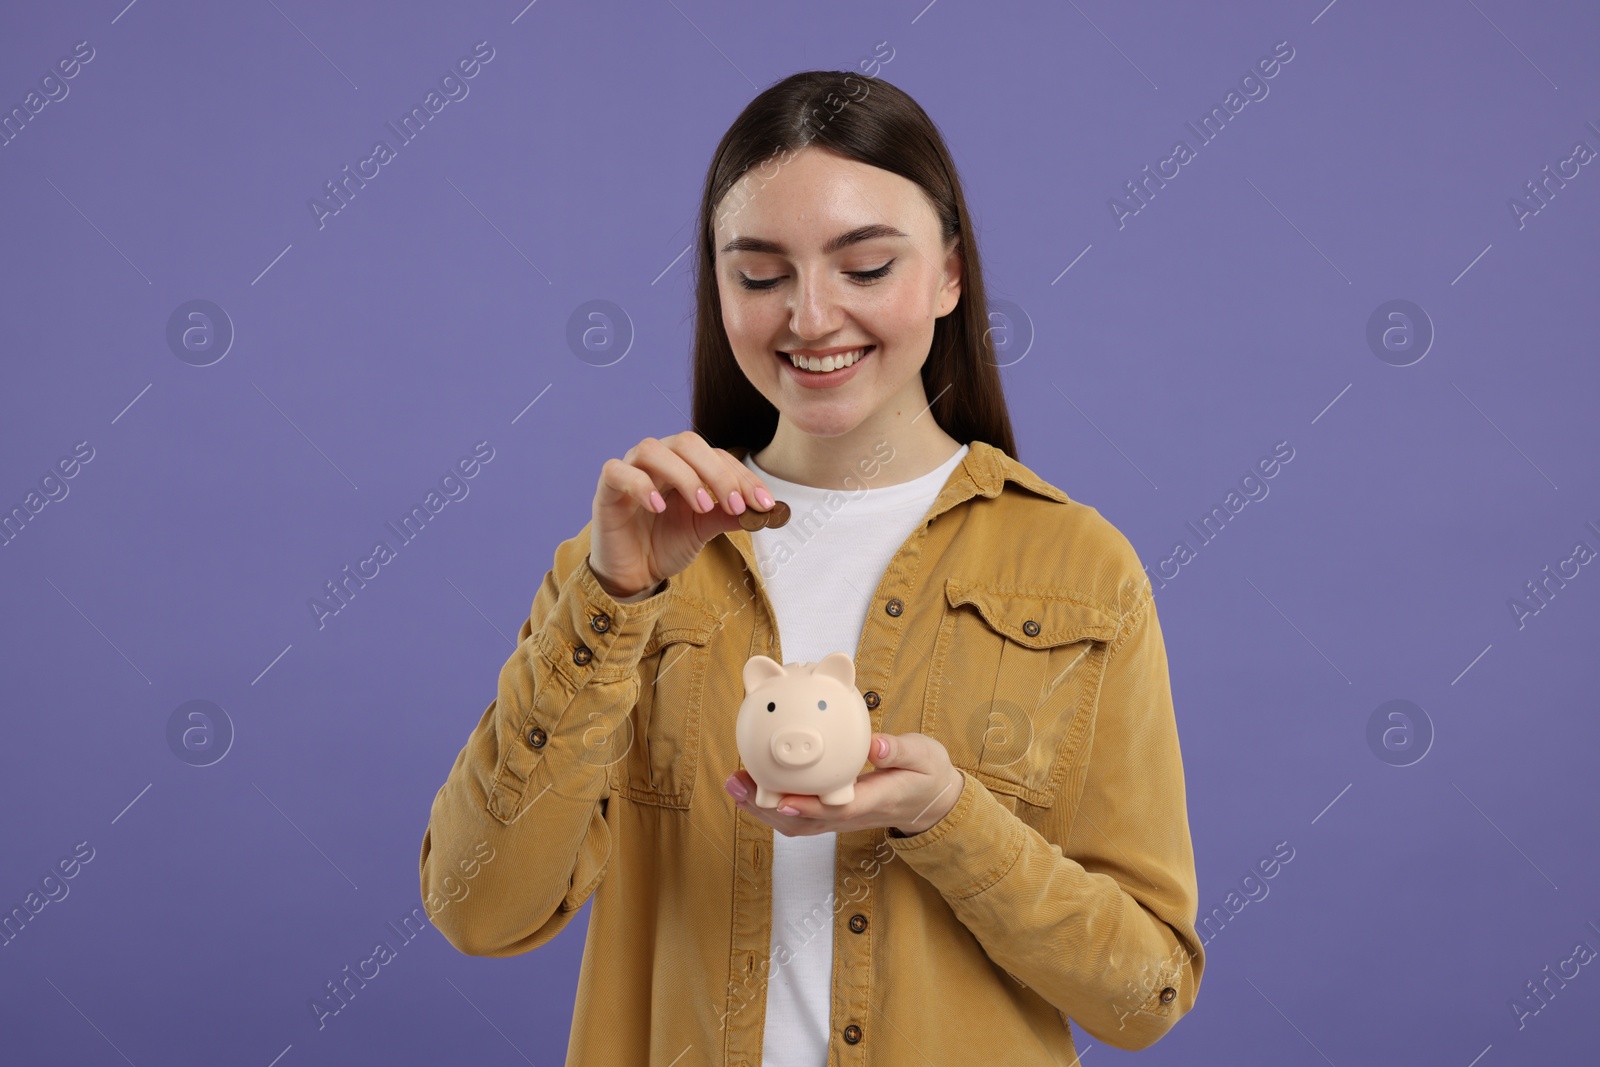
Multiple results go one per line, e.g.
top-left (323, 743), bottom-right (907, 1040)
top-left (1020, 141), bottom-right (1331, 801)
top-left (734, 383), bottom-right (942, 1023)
top-left (650, 490), bottom-right (666, 513)
top-left (778, 804), bottom-right (800, 816)
top-left (696, 487), bottom-right (714, 512)
top-left (755, 486), bottom-right (775, 509)
top-left (875, 737), bottom-right (888, 758)
top-left (725, 776), bottom-right (748, 799)
top-left (728, 490), bottom-right (746, 514)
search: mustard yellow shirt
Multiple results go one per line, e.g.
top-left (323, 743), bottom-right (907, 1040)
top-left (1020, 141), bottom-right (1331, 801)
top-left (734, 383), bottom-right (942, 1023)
top-left (419, 439), bottom-right (1205, 1064)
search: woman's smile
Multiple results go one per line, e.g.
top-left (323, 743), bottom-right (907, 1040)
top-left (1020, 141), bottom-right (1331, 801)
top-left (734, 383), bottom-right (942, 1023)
top-left (775, 344), bottom-right (875, 388)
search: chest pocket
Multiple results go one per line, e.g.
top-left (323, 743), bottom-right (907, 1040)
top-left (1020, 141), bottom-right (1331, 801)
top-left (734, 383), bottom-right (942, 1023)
top-left (614, 593), bottom-right (722, 810)
top-left (922, 578), bottom-right (1122, 807)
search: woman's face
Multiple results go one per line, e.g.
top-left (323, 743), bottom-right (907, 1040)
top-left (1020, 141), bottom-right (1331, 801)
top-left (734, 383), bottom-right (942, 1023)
top-left (712, 145), bottom-right (962, 440)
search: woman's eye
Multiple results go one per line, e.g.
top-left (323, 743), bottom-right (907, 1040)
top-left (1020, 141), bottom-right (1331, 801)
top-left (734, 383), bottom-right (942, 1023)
top-left (848, 259), bottom-right (895, 283)
top-left (736, 259), bottom-right (896, 291)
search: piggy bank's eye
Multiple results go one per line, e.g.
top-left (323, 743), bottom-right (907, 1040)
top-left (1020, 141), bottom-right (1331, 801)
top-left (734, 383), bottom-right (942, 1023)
top-left (766, 701), bottom-right (776, 712)
top-left (817, 700), bottom-right (827, 710)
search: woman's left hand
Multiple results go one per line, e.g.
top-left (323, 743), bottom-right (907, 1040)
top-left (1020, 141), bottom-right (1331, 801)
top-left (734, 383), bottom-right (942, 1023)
top-left (723, 732), bottom-right (965, 837)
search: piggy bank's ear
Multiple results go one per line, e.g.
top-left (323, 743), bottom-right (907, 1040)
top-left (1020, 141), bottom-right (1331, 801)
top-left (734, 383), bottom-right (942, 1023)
top-left (743, 655), bottom-right (786, 694)
top-left (812, 651), bottom-right (856, 687)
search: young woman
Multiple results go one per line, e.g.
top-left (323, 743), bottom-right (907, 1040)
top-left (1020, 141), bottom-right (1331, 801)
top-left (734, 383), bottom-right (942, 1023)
top-left (420, 70), bottom-right (1204, 1065)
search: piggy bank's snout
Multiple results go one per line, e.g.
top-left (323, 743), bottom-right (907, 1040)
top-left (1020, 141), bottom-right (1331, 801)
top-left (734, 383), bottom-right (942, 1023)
top-left (769, 728), bottom-right (825, 768)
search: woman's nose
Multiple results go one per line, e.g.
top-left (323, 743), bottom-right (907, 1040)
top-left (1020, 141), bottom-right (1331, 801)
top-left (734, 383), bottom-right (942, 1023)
top-left (787, 272), bottom-right (845, 338)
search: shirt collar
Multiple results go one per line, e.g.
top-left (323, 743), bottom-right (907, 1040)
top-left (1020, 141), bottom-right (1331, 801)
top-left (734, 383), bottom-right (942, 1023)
top-left (720, 439), bottom-right (1072, 563)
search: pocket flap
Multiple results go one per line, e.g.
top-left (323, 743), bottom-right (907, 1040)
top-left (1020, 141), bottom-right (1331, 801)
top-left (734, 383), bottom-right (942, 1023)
top-left (944, 578), bottom-right (1121, 648)
top-left (641, 589), bottom-right (723, 655)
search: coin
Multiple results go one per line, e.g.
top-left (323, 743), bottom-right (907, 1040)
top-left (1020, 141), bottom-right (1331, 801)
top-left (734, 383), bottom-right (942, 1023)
top-left (736, 499), bottom-right (790, 530)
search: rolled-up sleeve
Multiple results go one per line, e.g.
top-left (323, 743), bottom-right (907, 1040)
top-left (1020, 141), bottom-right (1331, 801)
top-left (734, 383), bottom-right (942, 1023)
top-left (887, 583), bottom-right (1204, 1050)
top-left (419, 524), bottom-right (672, 957)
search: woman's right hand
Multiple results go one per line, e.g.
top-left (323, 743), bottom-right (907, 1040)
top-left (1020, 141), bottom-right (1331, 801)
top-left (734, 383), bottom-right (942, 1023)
top-left (589, 431), bottom-right (777, 600)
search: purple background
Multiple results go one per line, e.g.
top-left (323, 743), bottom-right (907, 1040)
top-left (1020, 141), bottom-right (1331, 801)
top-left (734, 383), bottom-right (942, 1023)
top-left (3, 1), bottom-right (1597, 1064)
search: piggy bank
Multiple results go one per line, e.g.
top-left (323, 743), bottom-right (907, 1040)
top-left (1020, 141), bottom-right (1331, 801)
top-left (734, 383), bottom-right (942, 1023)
top-left (736, 652), bottom-right (873, 807)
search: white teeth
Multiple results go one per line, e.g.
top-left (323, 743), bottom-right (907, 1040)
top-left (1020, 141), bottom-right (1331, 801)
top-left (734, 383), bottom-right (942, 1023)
top-left (787, 346), bottom-right (869, 372)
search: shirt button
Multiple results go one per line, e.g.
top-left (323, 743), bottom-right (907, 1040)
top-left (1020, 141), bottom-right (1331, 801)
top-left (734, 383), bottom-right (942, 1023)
top-left (573, 645), bottom-right (593, 666)
top-left (842, 1024), bottom-right (862, 1044)
top-left (1159, 986), bottom-right (1176, 1003)
top-left (1022, 619), bottom-right (1040, 637)
top-left (527, 727), bottom-right (547, 748)
top-left (884, 598), bottom-right (903, 617)
top-left (590, 612), bottom-right (611, 634)
top-left (848, 914), bottom-right (867, 933)
top-left (863, 691), bottom-right (880, 709)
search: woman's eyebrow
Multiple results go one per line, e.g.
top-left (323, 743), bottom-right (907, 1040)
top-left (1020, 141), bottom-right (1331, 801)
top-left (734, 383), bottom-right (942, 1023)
top-left (719, 223), bottom-right (909, 257)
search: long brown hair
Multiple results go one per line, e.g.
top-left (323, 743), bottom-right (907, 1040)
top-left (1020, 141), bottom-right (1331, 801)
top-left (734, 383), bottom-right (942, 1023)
top-left (689, 70), bottom-right (1019, 460)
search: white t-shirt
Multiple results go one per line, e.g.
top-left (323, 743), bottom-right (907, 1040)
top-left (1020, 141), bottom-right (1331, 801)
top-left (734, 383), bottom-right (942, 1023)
top-left (741, 442), bottom-right (970, 1067)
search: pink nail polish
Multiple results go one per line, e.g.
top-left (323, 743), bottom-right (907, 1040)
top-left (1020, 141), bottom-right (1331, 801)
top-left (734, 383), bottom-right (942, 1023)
top-left (755, 487), bottom-right (775, 509)
top-left (778, 804), bottom-right (799, 816)
top-left (650, 490), bottom-right (666, 513)
top-left (696, 487), bottom-right (714, 512)
top-left (728, 490), bottom-right (746, 513)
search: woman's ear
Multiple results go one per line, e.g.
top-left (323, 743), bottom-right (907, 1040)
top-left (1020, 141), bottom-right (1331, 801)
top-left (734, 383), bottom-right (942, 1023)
top-left (936, 239), bottom-right (963, 318)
